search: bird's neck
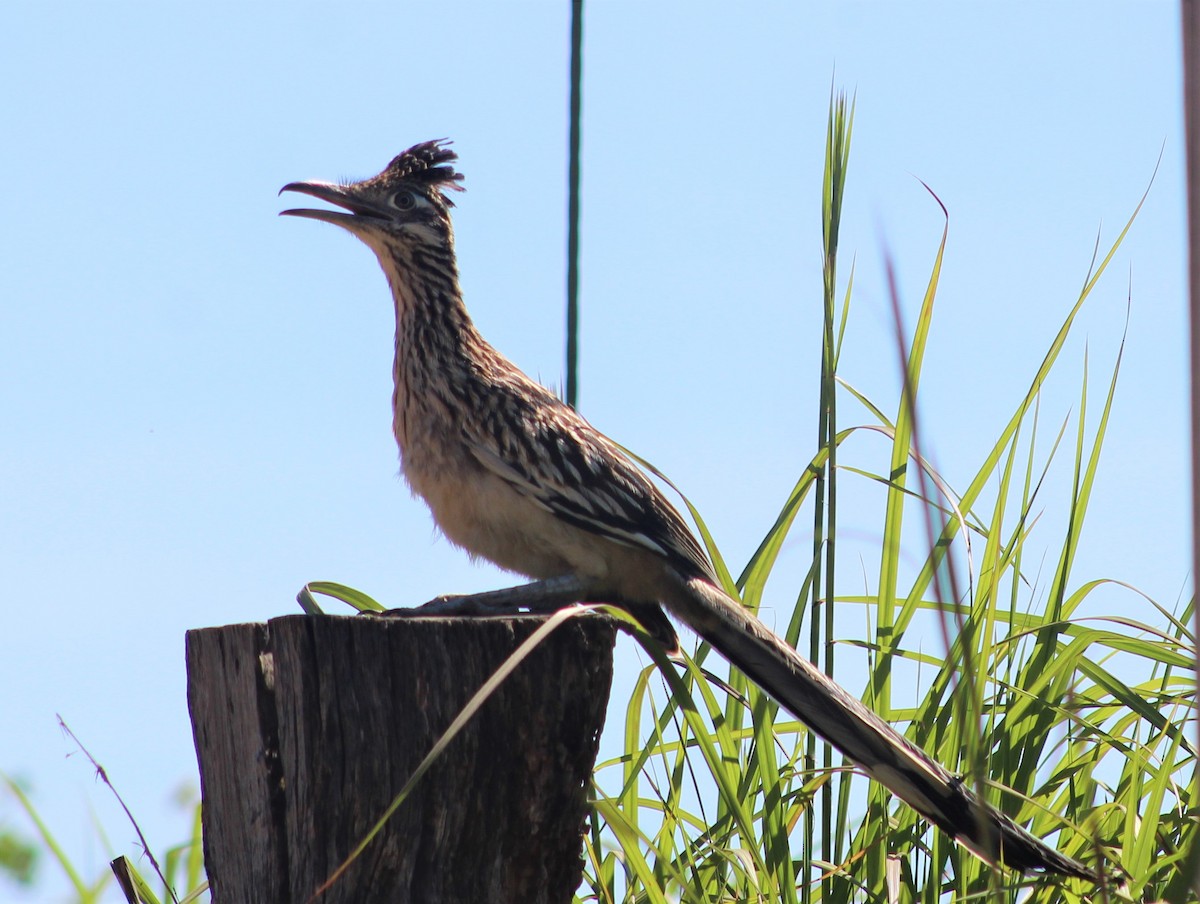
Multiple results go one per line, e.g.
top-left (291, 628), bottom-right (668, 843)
top-left (378, 240), bottom-right (492, 451)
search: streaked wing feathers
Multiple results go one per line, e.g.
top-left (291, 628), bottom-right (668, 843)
top-left (465, 381), bottom-right (715, 583)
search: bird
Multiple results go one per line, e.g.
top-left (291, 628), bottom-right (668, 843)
top-left (279, 139), bottom-right (1100, 882)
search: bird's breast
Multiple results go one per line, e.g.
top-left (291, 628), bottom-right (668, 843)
top-left (401, 449), bottom-right (615, 583)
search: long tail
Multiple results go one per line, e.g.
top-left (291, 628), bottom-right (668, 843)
top-left (662, 574), bottom-right (1100, 882)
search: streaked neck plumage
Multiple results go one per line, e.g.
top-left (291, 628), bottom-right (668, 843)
top-left (373, 227), bottom-right (494, 456)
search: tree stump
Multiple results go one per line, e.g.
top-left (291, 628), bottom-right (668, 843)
top-left (186, 613), bottom-right (616, 904)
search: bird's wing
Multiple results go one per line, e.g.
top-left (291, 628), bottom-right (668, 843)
top-left (463, 377), bottom-right (717, 584)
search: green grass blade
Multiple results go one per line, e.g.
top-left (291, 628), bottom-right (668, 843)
top-left (299, 580), bottom-right (383, 613)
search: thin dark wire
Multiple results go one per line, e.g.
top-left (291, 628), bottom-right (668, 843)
top-left (565, 0), bottom-right (584, 409)
top-left (1181, 0), bottom-right (1200, 852)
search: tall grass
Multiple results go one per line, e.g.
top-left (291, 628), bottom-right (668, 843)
top-left (578, 95), bottom-right (1195, 903)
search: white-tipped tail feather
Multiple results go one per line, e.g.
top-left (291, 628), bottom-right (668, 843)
top-left (666, 574), bottom-right (1099, 880)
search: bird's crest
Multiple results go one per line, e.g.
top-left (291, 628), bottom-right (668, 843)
top-left (375, 140), bottom-right (465, 204)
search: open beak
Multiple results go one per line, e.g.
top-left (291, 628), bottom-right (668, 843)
top-left (279, 181), bottom-right (388, 226)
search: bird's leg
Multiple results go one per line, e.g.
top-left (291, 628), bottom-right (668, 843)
top-left (377, 574), bottom-right (589, 618)
top-left (376, 575), bottom-right (682, 653)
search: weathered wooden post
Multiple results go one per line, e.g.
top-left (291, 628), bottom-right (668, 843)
top-left (186, 613), bottom-right (616, 904)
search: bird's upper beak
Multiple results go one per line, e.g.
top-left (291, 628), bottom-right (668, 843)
top-left (279, 181), bottom-right (389, 227)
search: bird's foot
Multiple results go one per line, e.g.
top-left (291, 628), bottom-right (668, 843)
top-left (376, 593), bottom-right (513, 618)
top-left (374, 577), bottom-right (591, 619)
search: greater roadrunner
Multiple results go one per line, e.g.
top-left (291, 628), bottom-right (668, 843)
top-left (280, 140), bottom-right (1099, 882)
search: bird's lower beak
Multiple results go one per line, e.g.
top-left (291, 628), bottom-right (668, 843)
top-left (279, 181), bottom-right (385, 226)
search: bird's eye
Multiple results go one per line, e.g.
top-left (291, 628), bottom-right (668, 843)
top-left (393, 191), bottom-right (417, 211)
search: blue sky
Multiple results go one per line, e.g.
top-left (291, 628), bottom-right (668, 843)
top-left (1, 4), bottom-right (1187, 899)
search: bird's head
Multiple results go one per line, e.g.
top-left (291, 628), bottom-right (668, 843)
top-left (280, 140), bottom-right (464, 253)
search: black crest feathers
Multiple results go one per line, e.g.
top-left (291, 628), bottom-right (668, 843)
top-left (378, 140), bottom-right (465, 202)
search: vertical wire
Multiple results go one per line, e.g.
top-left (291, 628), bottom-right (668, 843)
top-left (565, 0), bottom-right (584, 408)
top-left (1180, 5), bottom-right (1200, 883)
